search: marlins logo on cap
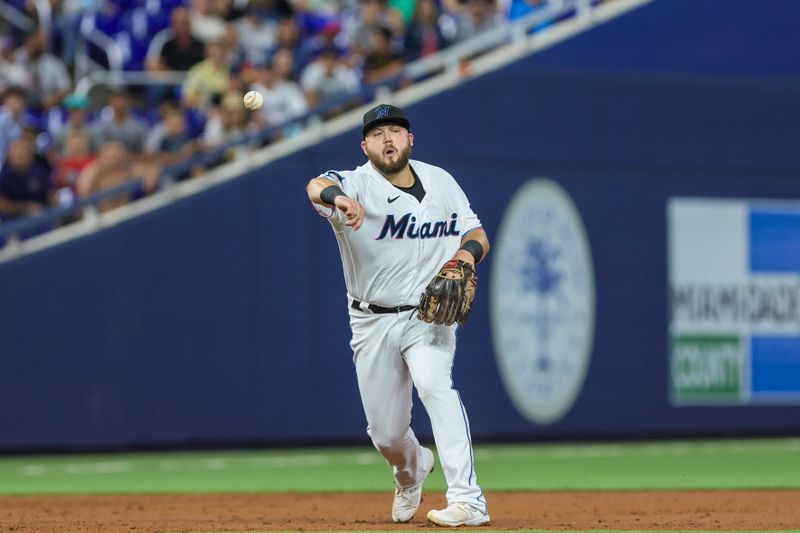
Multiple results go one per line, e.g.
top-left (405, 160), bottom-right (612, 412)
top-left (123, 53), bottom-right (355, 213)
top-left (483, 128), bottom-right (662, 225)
top-left (362, 104), bottom-right (411, 138)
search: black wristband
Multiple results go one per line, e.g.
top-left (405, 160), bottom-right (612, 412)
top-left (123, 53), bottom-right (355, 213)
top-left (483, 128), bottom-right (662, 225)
top-left (459, 239), bottom-right (484, 263)
top-left (320, 184), bottom-right (346, 206)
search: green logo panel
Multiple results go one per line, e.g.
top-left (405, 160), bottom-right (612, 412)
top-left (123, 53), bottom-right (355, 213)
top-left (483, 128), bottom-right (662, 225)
top-left (671, 335), bottom-right (743, 402)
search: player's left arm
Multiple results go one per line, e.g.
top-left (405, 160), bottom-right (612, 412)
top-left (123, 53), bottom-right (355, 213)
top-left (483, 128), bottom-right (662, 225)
top-left (454, 228), bottom-right (490, 267)
top-left (419, 227), bottom-right (488, 325)
top-left (449, 177), bottom-right (489, 267)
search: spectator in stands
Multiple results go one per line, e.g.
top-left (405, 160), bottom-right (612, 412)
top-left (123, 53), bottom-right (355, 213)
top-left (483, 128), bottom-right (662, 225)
top-left (0, 138), bottom-right (53, 220)
top-left (202, 90), bottom-right (250, 165)
top-left (237, 0), bottom-right (280, 67)
top-left (189, 0), bottom-right (228, 43)
top-left (289, 0), bottom-right (346, 52)
top-left (146, 6), bottom-right (207, 105)
top-left (52, 129), bottom-right (96, 204)
top-left (272, 46), bottom-right (300, 82)
top-left (76, 141), bottom-right (159, 213)
top-left (0, 38), bottom-right (27, 91)
top-left (145, 104), bottom-right (198, 168)
top-left (454, 0), bottom-right (503, 42)
top-left (296, 20), bottom-right (347, 72)
top-left (147, 7), bottom-right (207, 73)
top-left (403, 0), bottom-right (451, 61)
top-left (14, 30), bottom-right (71, 110)
top-left (90, 89), bottom-right (149, 155)
top-left (300, 46), bottom-right (360, 108)
top-left (349, 0), bottom-right (393, 61)
top-left (18, 118), bottom-right (52, 174)
top-left (181, 40), bottom-right (232, 108)
top-left (249, 58), bottom-right (309, 130)
top-left (361, 26), bottom-right (405, 85)
top-left (0, 86), bottom-right (28, 166)
top-left (221, 21), bottom-right (246, 75)
top-left (52, 93), bottom-right (95, 156)
top-left (270, 16), bottom-right (303, 57)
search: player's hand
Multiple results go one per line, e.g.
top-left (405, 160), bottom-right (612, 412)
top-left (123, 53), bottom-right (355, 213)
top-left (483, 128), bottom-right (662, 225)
top-left (450, 249), bottom-right (476, 277)
top-left (335, 196), bottom-right (365, 230)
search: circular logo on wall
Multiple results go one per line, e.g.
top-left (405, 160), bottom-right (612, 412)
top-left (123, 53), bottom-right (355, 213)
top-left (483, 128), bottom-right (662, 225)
top-left (490, 179), bottom-right (596, 425)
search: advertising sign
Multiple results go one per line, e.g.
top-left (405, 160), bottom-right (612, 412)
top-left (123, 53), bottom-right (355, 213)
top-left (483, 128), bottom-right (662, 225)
top-left (669, 198), bottom-right (800, 404)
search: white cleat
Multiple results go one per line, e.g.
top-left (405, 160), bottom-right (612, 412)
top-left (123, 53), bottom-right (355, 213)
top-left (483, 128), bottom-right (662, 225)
top-left (427, 502), bottom-right (491, 527)
top-left (391, 448), bottom-right (435, 523)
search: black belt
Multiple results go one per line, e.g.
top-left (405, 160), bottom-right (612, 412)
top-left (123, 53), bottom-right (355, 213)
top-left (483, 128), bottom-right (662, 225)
top-left (351, 299), bottom-right (417, 314)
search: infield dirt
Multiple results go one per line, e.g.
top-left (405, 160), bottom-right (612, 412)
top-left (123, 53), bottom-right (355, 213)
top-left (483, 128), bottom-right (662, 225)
top-left (3, 490), bottom-right (799, 531)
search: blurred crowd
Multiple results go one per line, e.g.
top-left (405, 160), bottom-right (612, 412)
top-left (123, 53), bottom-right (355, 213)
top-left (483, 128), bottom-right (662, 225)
top-left (0, 0), bottom-right (555, 230)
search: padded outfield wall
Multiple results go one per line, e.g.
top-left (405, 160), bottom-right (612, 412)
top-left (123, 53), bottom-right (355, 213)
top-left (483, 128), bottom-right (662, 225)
top-left (2, 0), bottom-right (800, 449)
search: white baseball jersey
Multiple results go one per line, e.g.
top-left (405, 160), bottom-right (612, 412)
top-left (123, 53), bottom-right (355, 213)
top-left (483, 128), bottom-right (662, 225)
top-left (314, 159), bottom-right (482, 307)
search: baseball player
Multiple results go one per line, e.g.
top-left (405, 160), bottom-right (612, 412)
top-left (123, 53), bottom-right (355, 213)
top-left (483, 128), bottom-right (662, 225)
top-left (306, 104), bottom-right (490, 526)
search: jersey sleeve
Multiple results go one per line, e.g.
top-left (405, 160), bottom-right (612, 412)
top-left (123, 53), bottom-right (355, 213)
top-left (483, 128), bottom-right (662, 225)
top-left (461, 203), bottom-right (482, 239)
top-left (310, 170), bottom-right (358, 227)
top-left (452, 177), bottom-right (482, 238)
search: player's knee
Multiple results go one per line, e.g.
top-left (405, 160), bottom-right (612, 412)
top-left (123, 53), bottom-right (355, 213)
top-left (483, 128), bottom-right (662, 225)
top-left (413, 374), bottom-right (451, 401)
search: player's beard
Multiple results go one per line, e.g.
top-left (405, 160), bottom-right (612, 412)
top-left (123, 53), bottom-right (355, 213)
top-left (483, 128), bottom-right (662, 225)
top-left (367, 143), bottom-right (412, 176)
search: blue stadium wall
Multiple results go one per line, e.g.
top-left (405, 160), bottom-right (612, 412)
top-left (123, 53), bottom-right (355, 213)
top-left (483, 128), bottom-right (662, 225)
top-left (2, 0), bottom-right (800, 450)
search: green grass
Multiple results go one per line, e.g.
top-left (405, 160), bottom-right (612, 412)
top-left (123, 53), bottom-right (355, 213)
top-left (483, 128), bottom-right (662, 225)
top-left (0, 437), bottom-right (798, 496)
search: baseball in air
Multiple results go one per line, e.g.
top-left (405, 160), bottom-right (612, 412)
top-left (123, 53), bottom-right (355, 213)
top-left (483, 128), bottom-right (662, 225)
top-left (243, 90), bottom-right (264, 110)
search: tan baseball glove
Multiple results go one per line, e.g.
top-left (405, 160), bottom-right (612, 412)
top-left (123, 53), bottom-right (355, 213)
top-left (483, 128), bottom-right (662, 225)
top-left (418, 259), bottom-right (477, 326)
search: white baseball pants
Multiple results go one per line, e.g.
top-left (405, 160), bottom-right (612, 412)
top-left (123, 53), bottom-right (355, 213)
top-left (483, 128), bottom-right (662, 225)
top-left (349, 307), bottom-right (487, 513)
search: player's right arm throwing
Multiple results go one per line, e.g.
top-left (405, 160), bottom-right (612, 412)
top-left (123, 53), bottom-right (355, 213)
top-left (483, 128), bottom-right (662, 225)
top-left (306, 176), bottom-right (365, 230)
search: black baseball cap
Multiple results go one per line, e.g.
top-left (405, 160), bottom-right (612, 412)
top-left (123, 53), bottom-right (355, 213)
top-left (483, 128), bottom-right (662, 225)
top-left (362, 104), bottom-right (410, 138)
